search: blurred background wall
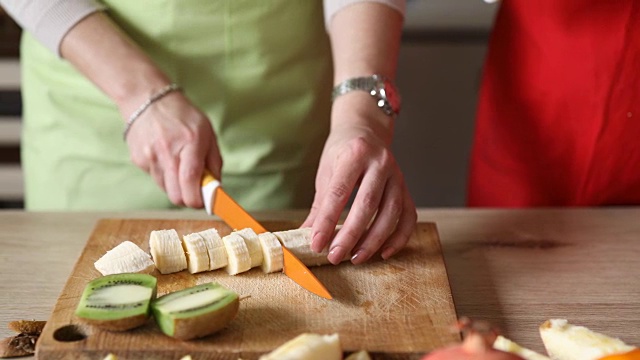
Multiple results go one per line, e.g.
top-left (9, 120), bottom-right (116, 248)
top-left (0, 5), bottom-right (22, 208)
top-left (394, 0), bottom-right (498, 207)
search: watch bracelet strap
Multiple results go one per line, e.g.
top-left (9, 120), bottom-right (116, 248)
top-left (331, 76), bottom-right (379, 101)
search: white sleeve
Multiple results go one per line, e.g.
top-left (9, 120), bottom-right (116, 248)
top-left (0, 0), bottom-right (106, 57)
top-left (323, 0), bottom-right (406, 30)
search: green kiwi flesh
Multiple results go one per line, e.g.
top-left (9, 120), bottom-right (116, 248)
top-left (75, 273), bottom-right (157, 331)
top-left (151, 282), bottom-right (239, 340)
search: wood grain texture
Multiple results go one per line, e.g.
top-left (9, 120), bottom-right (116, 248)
top-left (3, 208), bottom-right (639, 359)
top-left (35, 219), bottom-right (458, 360)
top-left (427, 209), bottom-right (640, 353)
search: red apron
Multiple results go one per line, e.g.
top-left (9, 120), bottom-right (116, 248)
top-left (468, 0), bottom-right (640, 207)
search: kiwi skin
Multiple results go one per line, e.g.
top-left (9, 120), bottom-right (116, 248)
top-left (152, 283), bottom-right (240, 340)
top-left (171, 297), bottom-right (239, 340)
top-left (75, 273), bottom-right (157, 332)
top-left (79, 311), bottom-right (151, 332)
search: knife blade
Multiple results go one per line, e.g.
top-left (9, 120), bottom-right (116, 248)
top-left (201, 170), bottom-right (332, 299)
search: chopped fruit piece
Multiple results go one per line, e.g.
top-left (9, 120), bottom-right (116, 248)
top-left (151, 282), bottom-right (239, 340)
top-left (75, 273), bottom-right (157, 331)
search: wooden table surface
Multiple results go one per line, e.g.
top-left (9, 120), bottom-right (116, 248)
top-left (1, 208), bottom-right (639, 357)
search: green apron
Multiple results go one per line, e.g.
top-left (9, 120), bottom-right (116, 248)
top-left (20, 0), bottom-right (332, 211)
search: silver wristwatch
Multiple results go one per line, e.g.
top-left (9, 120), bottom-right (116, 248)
top-left (331, 74), bottom-right (401, 117)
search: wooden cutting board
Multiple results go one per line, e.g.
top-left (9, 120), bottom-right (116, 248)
top-left (36, 219), bottom-right (458, 360)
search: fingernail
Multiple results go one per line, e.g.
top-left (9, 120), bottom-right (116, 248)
top-left (381, 247), bottom-right (396, 260)
top-left (311, 232), bottom-right (324, 253)
top-left (328, 247), bottom-right (346, 265)
top-left (351, 249), bottom-right (366, 265)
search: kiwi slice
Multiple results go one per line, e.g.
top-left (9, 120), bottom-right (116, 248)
top-left (75, 273), bottom-right (157, 331)
top-left (151, 282), bottom-right (239, 340)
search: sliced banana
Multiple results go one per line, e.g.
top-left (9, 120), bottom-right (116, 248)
top-left (233, 228), bottom-right (264, 268)
top-left (257, 232), bottom-right (284, 273)
top-left (273, 228), bottom-right (349, 267)
top-left (181, 233), bottom-right (210, 274)
top-left (198, 228), bottom-right (227, 270)
top-left (94, 240), bottom-right (155, 276)
top-left (222, 233), bottom-right (251, 275)
top-left (139, 226), bottom-right (351, 276)
top-left (149, 229), bottom-right (188, 274)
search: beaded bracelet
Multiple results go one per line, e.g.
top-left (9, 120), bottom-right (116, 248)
top-left (122, 83), bottom-right (182, 140)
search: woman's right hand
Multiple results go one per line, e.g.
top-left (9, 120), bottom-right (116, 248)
top-left (57, 12), bottom-right (221, 208)
top-left (123, 91), bottom-right (222, 208)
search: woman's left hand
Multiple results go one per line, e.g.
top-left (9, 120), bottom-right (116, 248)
top-left (302, 93), bottom-right (417, 265)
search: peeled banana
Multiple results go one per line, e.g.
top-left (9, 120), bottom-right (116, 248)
top-left (273, 228), bottom-right (349, 267)
top-left (233, 228), bottom-right (264, 268)
top-left (99, 226), bottom-right (348, 277)
top-left (181, 233), bottom-right (210, 274)
top-left (222, 233), bottom-right (252, 275)
top-left (198, 228), bottom-right (227, 270)
top-left (94, 240), bottom-right (155, 276)
top-left (149, 229), bottom-right (188, 274)
top-left (258, 232), bottom-right (284, 273)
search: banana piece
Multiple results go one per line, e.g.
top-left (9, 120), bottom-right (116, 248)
top-left (149, 229), bottom-right (188, 274)
top-left (222, 233), bottom-right (252, 275)
top-left (94, 240), bottom-right (155, 276)
top-left (233, 228), bottom-right (264, 268)
top-left (198, 228), bottom-right (227, 270)
top-left (257, 232), bottom-right (284, 273)
top-left (539, 319), bottom-right (637, 360)
top-left (273, 228), bottom-right (349, 267)
top-left (181, 233), bottom-right (210, 274)
top-left (259, 333), bottom-right (341, 360)
top-left (493, 335), bottom-right (550, 360)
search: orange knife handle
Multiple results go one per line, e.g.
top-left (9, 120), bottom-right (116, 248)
top-left (201, 168), bottom-right (266, 233)
top-left (201, 169), bottom-right (217, 187)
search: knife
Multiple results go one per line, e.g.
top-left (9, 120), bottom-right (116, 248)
top-left (201, 170), bottom-right (332, 299)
